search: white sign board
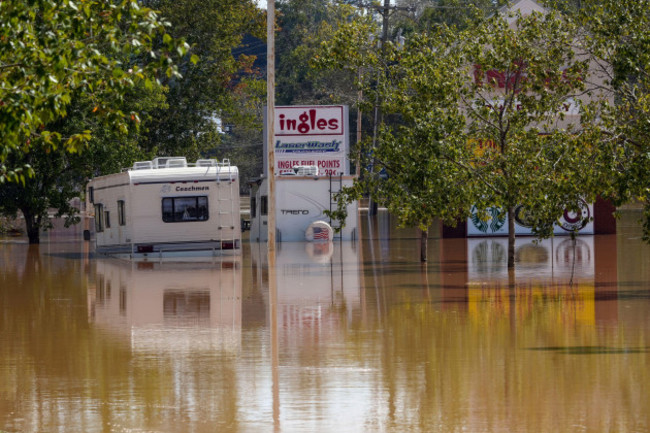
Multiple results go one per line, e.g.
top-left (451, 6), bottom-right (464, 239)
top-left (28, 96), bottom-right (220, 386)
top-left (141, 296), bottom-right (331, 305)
top-left (265, 105), bottom-right (349, 176)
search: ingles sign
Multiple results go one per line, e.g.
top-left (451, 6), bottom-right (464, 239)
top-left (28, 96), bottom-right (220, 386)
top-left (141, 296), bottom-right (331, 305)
top-left (265, 105), bottom-right (349, 176)
top-left (275, 106), bottom-right (344, 136)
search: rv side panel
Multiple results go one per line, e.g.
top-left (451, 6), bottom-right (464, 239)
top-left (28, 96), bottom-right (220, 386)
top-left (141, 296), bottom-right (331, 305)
top-left (128, 176), bottom-right (241, 245)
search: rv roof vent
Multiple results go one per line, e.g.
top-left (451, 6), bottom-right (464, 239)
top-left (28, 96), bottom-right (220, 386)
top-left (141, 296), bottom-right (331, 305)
top-left (219, 158), bottom-right (231, 166)
top-left (196, 159), bottom-right (217, 167)
top-left (132, 161), bottom-right (153, 170)
top-left (152, 157), bottom-right (187, 169)
top-left (165, 158), bottom-right (187, 168)
top-left (294, 165), bottom-right (318, 176)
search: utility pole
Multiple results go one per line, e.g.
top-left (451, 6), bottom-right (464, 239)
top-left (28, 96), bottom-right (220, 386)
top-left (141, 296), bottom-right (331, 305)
top-left (368, 0), bottom-right (403, 216)
top-left (267, 0), bottom-right (276, 253)
top-left (266, 4), bottom-right (279, 433)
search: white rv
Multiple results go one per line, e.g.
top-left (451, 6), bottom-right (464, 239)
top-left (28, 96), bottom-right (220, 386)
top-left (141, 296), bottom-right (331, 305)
top-left (86, 157), bottom-right (241, 260)
top-left (249, 166), bottom-right (358, 242)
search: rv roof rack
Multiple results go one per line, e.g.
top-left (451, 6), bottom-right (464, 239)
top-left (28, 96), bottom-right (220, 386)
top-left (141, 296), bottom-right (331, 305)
top-left (152, 157), bottom-right (187, 169)
top-left (196, 159), bottom-right (215, 167)
top-left (132, 161), bottom-right (153, 170)
top-left (128, 157), bottom-right (233, 171)
top-left (196, 158), bottom-right (232, 167)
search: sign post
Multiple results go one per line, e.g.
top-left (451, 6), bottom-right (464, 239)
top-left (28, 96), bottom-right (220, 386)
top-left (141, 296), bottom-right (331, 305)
top-left (266, 0), bottom-right (276, 253)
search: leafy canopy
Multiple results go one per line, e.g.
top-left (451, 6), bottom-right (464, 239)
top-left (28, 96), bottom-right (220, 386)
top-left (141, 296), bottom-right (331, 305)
top-left (570, 0), bottom-right (650, 241)
top-left (318, 7), bottom-right (612, 265)
top-left (0, 0), bottom-right (188, 183)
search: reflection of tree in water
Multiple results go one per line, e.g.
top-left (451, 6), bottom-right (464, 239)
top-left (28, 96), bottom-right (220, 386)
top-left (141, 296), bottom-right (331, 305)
top-left (472, 240), bottom-right (506, 275)
top-left (556, 238), bottom-right (591, 286)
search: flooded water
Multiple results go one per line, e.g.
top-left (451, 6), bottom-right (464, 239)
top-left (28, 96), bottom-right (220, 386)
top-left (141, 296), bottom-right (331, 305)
top-left (1, 210), bottom-right (650, 433)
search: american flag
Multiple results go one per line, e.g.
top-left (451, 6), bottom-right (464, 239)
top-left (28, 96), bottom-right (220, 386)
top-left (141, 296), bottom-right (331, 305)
top-left (313, 227), bottom-right (330, 240)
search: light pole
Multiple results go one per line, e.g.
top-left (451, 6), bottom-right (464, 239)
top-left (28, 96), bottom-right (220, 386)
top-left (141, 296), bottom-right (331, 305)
top-left (266, 3), bottom-right (279, 432)
top-left (266, 0), bottom-right (276, 253)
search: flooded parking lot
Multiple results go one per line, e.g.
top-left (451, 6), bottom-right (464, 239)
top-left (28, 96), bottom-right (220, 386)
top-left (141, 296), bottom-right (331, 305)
top-left (1, 210), bottom-right (650, 433)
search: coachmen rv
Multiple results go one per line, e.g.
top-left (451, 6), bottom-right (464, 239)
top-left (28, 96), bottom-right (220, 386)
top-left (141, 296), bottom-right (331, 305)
top-left (86, 157), bottom-right (241, 260)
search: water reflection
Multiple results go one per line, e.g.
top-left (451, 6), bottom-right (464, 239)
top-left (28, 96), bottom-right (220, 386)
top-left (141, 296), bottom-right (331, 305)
top-left (89, 258), bottom-right (242, 353)
top-left (438, 235), bottom-right (620, 326)
top-left (1, 211), bottom-right (650, 432)
top-left (251, 241), bottom-right (361, 314)
top-left (467, 237), bottom-right (595, 282)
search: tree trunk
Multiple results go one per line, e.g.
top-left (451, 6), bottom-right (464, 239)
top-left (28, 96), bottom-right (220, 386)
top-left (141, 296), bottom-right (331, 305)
top-left (507, 205), bottom-right (515, 269)
top-left (420, 228), bottom-right (428, 262)
top-left (368, 199), bottom-right (378, 216)
top-left (23, 211), bottom-right (41, 244)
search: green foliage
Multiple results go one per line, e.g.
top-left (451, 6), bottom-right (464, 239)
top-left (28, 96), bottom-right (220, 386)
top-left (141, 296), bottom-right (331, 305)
top-left (219, 77), bottom-right (266, 187)
top-left (0, 84), bottom-right (166, 243)
top-left (395, 0), bottom-right (509, 35)
top-left (0, 0), bottom-right (265, 242)
top-left (570, 0), bottom-right (650, 241)
top-left (459, 11), bottom-right (604, 237)
top-left (319, 21), bottom-right (478, 233)
top-left (139, 0), bottom-right (265, 159)
top-left (0, 0), bottom-right (187, 182)
top-left (277, 0), bottom-right (361, 106)
top-left (319, 6), bottom-right (613, 265)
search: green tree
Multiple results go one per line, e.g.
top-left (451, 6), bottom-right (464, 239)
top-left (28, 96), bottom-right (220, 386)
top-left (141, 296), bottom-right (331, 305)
top-left (219, 75), bottom-right (266, 188)
top-left (318, 18), bottom-right (473, 261)
top-left (457, 10), bottom-right (606, 268)
top-left (276, 0), bottom-right (371, 177)
top-left (139, 0), bottom-right (265, 160)
top-left (276, 0), bottom-right (360, 106)
top-left (321, 9), bottom-right (608, 266)
top-left (0, 86), bottom-right (166, 243)
top-left (0, 0), bottom-right (185, 183)
top-left (571, 0), bottom-right (650, 241)
top-left (395, 0), bottom-right (508, 34)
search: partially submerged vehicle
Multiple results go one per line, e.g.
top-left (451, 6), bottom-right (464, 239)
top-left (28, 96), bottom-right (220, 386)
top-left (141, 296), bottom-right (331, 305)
top-left (86, 157), bottom-right (241, 260)
top-left (248, 165), bottom-right (358, 242)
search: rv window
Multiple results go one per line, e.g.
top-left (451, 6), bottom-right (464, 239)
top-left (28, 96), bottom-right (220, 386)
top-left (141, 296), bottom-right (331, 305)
top-left (117, 200), bottom-right (126, 226)
top-left (250, 196), bottom-right (256, 218)
top-left (261, 196), bottom-right (268, 216)
top-left (94, 204), bottom-right (104, 232)
top-left (105, 211), bottom-right (111, 228)
top-left (162, 196), bottom-right (209, 223)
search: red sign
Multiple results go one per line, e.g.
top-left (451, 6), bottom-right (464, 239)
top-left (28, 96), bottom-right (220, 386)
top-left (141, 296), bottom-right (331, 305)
top-left (275, 106), bottom-right (344, 136)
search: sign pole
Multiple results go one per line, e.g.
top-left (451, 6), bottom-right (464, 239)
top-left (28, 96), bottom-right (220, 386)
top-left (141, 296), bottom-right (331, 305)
top-left (267, 0), bottom-right (276, 253)
top-left (266, 4), bottom-right (279, 432)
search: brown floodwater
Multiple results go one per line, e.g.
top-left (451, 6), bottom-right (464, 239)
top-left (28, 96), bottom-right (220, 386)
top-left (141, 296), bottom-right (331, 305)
top-left (1, 210), bottom-right (650, 433)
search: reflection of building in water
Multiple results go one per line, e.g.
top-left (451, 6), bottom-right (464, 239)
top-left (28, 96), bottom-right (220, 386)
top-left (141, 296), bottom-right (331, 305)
top-left (251, 242), bottom-right (362, 337)
top-left (88, 258), bottom-right (242, 353)
top-left (468, 237), bottom-right (595, 282)
top-left (441, 235), bottom-right (619, 324)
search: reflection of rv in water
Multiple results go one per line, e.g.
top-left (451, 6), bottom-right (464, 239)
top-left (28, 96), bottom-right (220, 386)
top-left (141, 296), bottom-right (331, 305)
top-left (248, 166), bottom-right (358, 242)
top-left (88, 258), bottom-right (242, 353)
top-left (86, 157), bottom-right (241, 260)
top-left (250, 241), bottom-right (361, 338)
